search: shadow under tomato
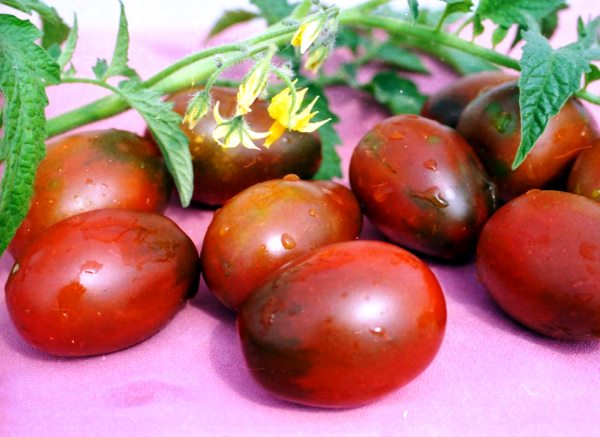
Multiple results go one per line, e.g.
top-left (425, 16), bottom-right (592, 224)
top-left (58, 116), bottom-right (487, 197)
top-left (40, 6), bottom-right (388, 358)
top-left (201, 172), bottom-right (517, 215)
top-left (431, 261), bottom-right (600, 355)
top-left (189, 278), bottom-right (236, 323)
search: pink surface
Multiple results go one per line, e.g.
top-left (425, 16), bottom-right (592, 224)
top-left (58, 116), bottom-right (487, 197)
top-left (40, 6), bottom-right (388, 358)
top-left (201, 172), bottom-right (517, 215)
top-left (2, 3), bottom-right (600, 436)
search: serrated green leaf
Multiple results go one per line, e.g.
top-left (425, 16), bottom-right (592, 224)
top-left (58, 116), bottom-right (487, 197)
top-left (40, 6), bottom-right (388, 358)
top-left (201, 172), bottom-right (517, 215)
top-left (373, 42), bottom-right (428, 74)
top-left (514, 29), bottom-right (594, 169)
top-left (117, 79), bottom-right (193, 206)
top-left (92, 58), bottom-right (108, 79)
top-left (408, 0), bottom-right (419, 23)
top-left (1, 0), bottom-right (70, 48)
top-left (250, 0), bottom-right (293, 25)
top-left (296, 78), bottom-right (342, 180)
top-left (509, 5), bottom-right (565, 49)
top-left (0, 14), bottom-right (60, 255)
top-left (104, 2), bottom-right (138, 80)
top-left (364, 71), bottom-right (427, 115)
top-left (208, 9), bottom-right (258, 38)
top-left (491, 25), bottom-right (509, 47)
top-left (57, 14), bottom-right (77, 72)
top-left (441, 0), bottom-right (473, 15)
top-left (585, 64), bottom-right (600, 87)
top-left (476, 0), bottom-right (566, 30)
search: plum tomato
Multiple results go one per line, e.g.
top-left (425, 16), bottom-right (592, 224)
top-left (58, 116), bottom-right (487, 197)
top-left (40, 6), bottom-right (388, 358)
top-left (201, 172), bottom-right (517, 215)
top-left (477, 190), bottom-right (600, 341)
top-left (421, 71), bottom-right (516, 128)
top-left (349, 114), bottom-right (495, 260)
top-left (238, 240), bottom-right (446, 408)
top-left (457, 82), bottom-right (598, 201)
top-left (568, 140), bottom-right (600, 202)
top-left (5, 209), bottom-right (200, 356)
top-left (201, 176), bottom-right (362, 310)
top-left (9, 129), bottom-right (172, 260)
top-left (164, 87), bottom-right (322, 206)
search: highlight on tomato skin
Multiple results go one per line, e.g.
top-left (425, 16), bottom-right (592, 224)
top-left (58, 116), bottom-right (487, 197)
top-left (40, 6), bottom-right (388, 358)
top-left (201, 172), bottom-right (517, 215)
top-left (5, 209), bottom-right (201, 357)
top-left (9, 129), bottom-right (173, 260)
top-left (238, 240), bottom-right (446, 408)
top-left (350, 114), bottom-right (496, 260)
top-left (421, 71), bottom-right (516, 128)
top-left (457, 82), bottom-right (599, 201)
top-left (201, 175), bottom-right (363, 311)
top-left (568, 140), bottom-right (600, 203)
top-left (162, 86), bottom-right (322, 206)
top-left (477, 190), bottom-right (600, 341)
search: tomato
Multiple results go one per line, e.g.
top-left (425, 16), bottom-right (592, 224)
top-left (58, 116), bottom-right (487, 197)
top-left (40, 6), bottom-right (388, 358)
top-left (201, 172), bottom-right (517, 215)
top-left (9, 129), bottom-right (172, 260)
top-left (477, 190), bottom-right (600, 340)
top-left (457, 82), bottom-right (598, 201)
top-left (5, 209), bottom-right (200, 356)
top-left (421, 71), bottom-right (515, 128)
top-left (164, 87), bottom-right (322, 206)
top-left (349, 114), bottom-right (495, 260)
top-left (238, 240), bottom-right (446, 408)
top-left (201, 175), bottom-right (362, 310)
top-left (568, 140), bottom-right (600, 202)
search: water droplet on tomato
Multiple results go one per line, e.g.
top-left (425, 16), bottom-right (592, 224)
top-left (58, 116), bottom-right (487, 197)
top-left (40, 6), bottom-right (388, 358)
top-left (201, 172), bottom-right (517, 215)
top-left (308, 208), bottom-right (317, 217)
top-left (390, 131), bottom-right (405, 140)
top-left (281, 233), bottom-right (296, 250)
top-left (370, 326), bottom-right (385, 336)
top-left (423, 159), bottom-right (438, 171)
top-left (411, 187), bottom-right (449, 208)
top-left (219, 225), bottom-right (230, 236)
top-left (283, 174), bottom-right (300, 181)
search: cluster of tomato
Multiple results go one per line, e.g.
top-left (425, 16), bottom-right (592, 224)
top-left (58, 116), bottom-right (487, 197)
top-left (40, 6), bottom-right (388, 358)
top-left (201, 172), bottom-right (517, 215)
top-left (4, 75), bottom-right (600, 409)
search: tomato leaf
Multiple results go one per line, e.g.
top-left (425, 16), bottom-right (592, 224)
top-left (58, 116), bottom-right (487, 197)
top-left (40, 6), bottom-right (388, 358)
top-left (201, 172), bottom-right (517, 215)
top-left (407, 0), bottom-right (419, 23)
top-left (363, 71), bottom-right (427, 115)
top-left (475, 0), bottom-right (566, 30)
top-left (103, 2), bottom-right (138, 80)
top-left (514, 25), bottom-right (598, 169)
top-left (372, 42), bottom-right (429, 74)
top-left (0, 14), bottom-right (60, 254)
top-left (585, 64), bottom-right (600, 87)
top-left (1, 0), bottom-right (70, 48)
top-left (117, 79), bottom-right (193, 207)
top-left (208, 9), bottom-right (258, 38)
top-left (92, 58), bottom-right (108, 79)
top-left (250, 0), bottom-right (294, 25)
top-left (56, 14), bottom-right (78, 72)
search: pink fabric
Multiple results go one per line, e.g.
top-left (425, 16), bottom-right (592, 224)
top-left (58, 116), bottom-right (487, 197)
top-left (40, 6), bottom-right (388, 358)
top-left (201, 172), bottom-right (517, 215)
top-left (2, 3), bottom-right (600, 436)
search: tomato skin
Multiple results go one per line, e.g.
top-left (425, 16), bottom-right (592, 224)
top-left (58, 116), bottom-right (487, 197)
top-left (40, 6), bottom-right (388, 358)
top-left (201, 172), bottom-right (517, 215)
top-left (477, 190), bottom-right (600, 341)
top-left (5, 209), bottom-right (200, 357)
top-left (9, 130), bottom-right (172, 260)
top-left (165, 87), bottom-right (322, 206)
top-left (238, 240), bottom-right (446, 408)
top-left (457, 82), bottom-right (598, 201)
top-left (201, 176), bottom-right (362, 311)
top-left (568, 140), bottom-right (600, 202)
top-left (421, 71), bottom-right (515, 128)
top-left (349, 114), bottom-right (495, 260)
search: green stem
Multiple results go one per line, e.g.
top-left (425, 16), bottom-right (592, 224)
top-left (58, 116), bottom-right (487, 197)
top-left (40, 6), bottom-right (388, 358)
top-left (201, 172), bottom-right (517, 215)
top-left (576, 89), bottom-right (600, 105)
top-left (340, 11), bottom-right (521, 71)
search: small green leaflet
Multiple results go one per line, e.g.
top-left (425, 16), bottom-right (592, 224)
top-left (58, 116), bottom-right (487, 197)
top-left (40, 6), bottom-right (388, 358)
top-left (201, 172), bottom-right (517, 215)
top-left (296, 79), bottom-right (342, 180)
top-left (436, 1), bottom-right (473, 31)
top-left (92, 58), bottom-right (109, 79)
top-left (208, 9), bottom-right (258, 38)
top-left (1, 0), bottom-right (69, 48)
top-left (56, 14), bottom-right (78, 72)
top-left (101, 2), bottom-right (138, 80)
top-left (514, 26), bottom-right (597, 169)
top-left (0, 14), bottom-right (60, 254)
top-left (408, 0), bottom-right (419, 23)
top-left (585, 64), bottom-right (600, 87)
top-left (475, 0), bottom-right (566, 30)
top-left (117, 80), bottom-right (193, 206)
top-left (364, 71), bottom-right (427, 115)
top-left (250, 0), bottom-right (293, 25)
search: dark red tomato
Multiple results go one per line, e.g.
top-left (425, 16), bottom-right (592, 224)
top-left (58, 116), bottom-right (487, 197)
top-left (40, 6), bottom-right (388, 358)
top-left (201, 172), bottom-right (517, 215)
top-left (457, 82), bottom-right (598, 201)
top-left (9, 130), bottom-right (172, 260)
top-left (238, 240), bottom-right (446, 408)
top-left (421, 71), bottom-right (516, 128)
top-left (568, 140), bottom-right (600, 202)
top-left (201, 175), bottom-right (362, 310)
top-left (5, 209), bottom-right (200, 356)
top-left (164, 87), bottom-right (322, 206)
top-left (477, 190), bottom-right (600, 341)
top-left (349, 114), bottom-right (495, 260)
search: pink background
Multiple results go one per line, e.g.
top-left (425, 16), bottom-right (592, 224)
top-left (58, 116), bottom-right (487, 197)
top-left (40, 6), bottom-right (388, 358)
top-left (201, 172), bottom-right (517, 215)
top-left (1, 1), bottom-right (600, 436)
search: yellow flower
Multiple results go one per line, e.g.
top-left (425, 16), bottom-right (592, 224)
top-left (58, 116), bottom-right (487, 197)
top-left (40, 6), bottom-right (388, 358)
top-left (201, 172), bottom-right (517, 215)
top-left (264, 85), bottom-right (330, 147)
top-left (212, 102), bottom-right (269, 150)
top-left (291, 16), bottom-right (324, 54)
top-left (183, 90), bottom-right (210, 129)
top-left (304, 46), bottom-right (329, 73)
top-left (236, 55), bottom-right (271, 116)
